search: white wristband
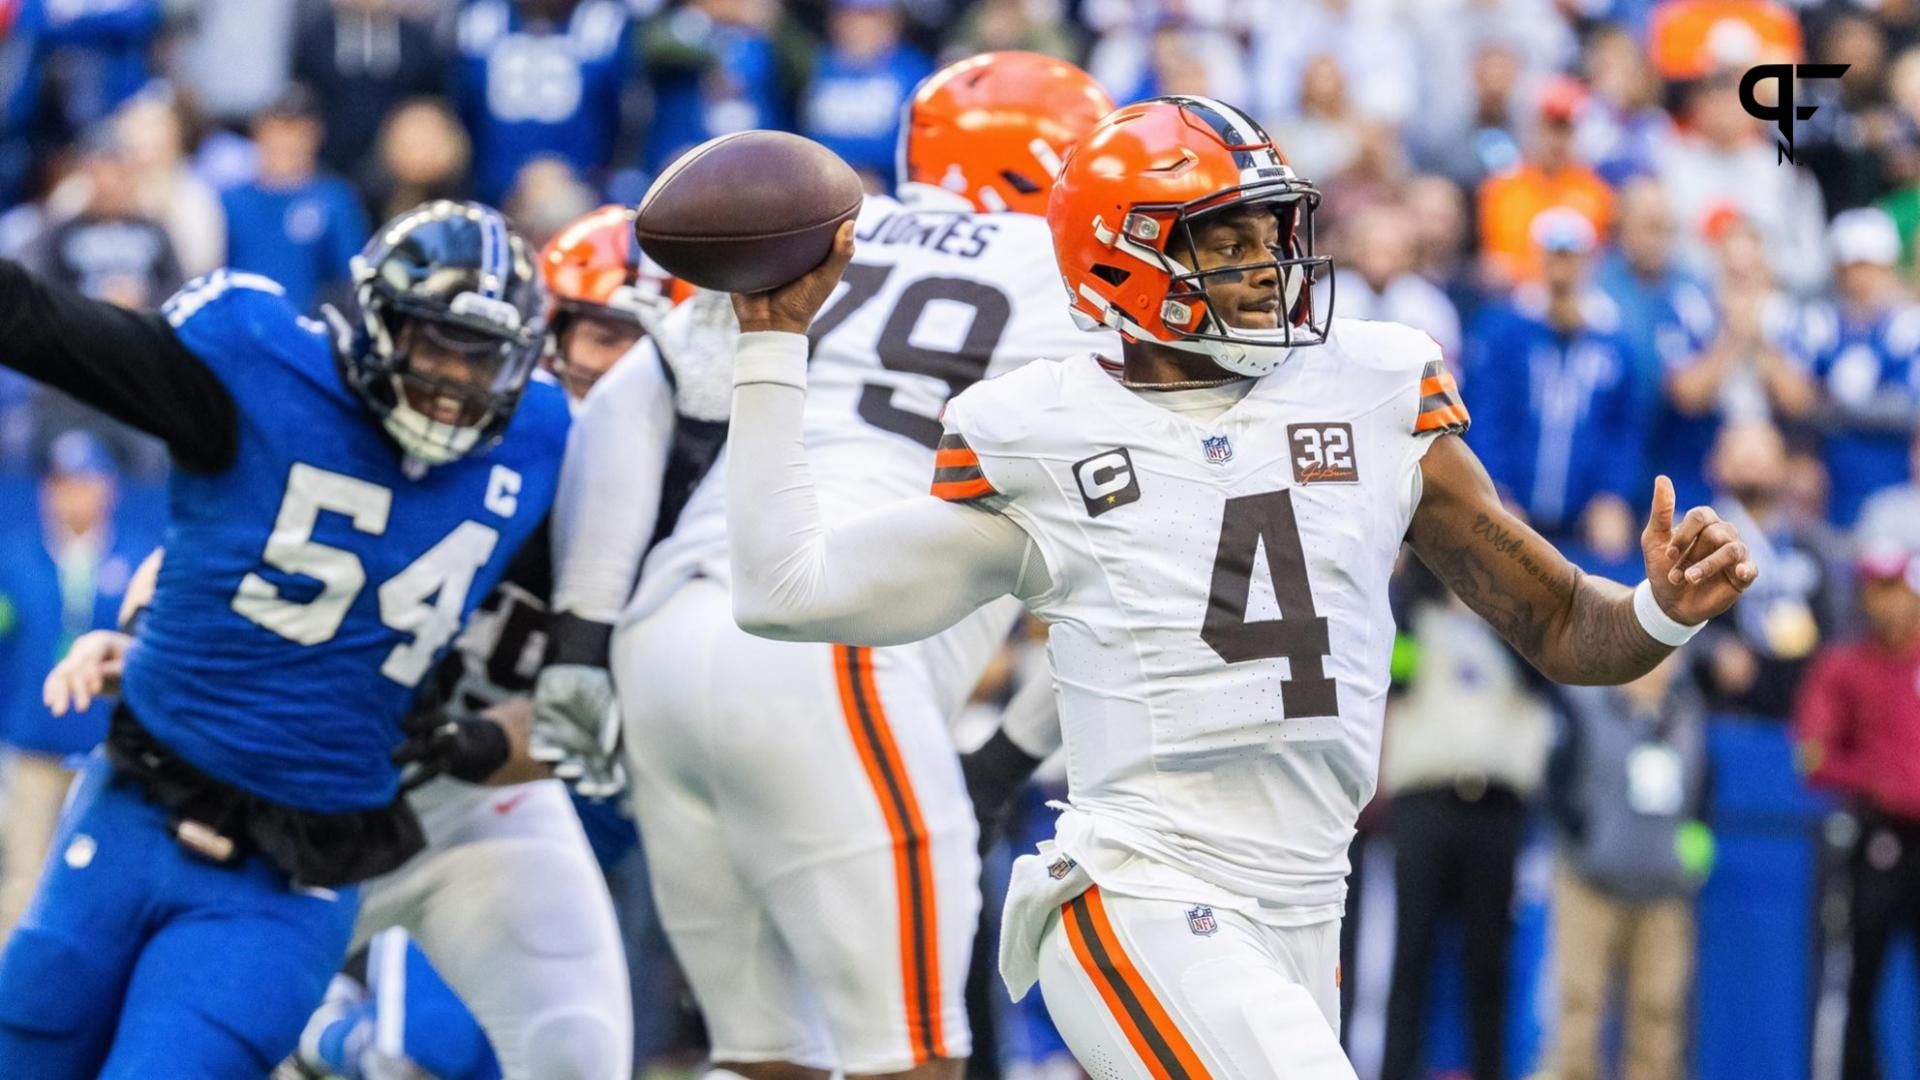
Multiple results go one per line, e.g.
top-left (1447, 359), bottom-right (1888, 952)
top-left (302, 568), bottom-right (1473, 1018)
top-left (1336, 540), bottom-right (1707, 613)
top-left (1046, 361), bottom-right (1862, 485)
top-left (1633, 579), bottom-right (1703, 647)
top-left (733, 331), bottom-right (809, 390)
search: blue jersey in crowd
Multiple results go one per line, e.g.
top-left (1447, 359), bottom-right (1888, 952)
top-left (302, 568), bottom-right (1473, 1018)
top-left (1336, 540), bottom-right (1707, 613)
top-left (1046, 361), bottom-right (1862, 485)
top-left (1464, 293), bottom-right (1645, 538)
top-left (455, 0), bottom-right (633, 203)
top-left (1591, 250), bottom-right (1707, 408)
top-left (221, 174), bottom-right (368, 312)
top-left (1799, 299), bottom-right (1920, 526)
top-left (1646, 288), bottom-right (1808, 511)
top-left (2, 0), bottom-right (160, 130)
top-left (0, 0), bottom-right (161, 201)
top-left (121, 271), bottom-right (567, 813)
top-left (644, 24), bottom-right (785, 173)
top-left (801, 43), bottom-right (932, 186)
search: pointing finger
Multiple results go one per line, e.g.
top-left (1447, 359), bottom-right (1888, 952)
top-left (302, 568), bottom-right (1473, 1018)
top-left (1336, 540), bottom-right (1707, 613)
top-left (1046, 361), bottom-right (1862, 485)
top-left (1647, 475), bottom-right (1675, 541)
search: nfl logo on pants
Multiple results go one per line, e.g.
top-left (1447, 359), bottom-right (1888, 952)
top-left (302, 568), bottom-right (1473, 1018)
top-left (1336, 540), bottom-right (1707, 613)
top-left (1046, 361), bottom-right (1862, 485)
top-left (1186, 905), bottom-right (1218, 936)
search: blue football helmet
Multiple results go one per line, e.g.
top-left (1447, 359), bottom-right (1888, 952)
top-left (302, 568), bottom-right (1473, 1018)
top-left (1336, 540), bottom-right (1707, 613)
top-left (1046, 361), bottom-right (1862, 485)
top-left (345, 201), bottom-right (548, 465)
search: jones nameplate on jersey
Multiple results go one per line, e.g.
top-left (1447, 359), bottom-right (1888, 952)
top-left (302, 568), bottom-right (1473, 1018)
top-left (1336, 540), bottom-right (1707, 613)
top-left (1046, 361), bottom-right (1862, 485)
top-left (1288, 423), bottom-right (1359, 485)
top-left (1073, 447), bottom-right (1141, 518)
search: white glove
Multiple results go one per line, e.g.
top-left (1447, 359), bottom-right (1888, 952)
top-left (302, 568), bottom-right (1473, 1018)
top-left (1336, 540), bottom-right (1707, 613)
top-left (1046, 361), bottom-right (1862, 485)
top-left (529, 663), bottom-right (626, 799)
top-left (647, 287), bottom-right (738, 423)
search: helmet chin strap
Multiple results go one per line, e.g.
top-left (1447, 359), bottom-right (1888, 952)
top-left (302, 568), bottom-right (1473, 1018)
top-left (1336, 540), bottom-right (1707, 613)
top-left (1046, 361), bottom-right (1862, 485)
top-left (1160, 332), bottom-right (1293, 378)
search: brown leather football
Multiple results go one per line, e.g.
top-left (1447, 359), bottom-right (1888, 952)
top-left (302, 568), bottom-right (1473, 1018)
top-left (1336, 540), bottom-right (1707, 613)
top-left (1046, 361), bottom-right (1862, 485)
top-left (634, 130), bottom-right (863, 294)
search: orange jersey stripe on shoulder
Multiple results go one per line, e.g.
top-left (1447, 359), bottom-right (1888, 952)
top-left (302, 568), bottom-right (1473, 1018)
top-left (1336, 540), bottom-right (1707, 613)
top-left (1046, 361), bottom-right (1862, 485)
top-left (934, 447), bottom-right (981, 470)
top-left (932, 476), bottom-right (995, 501)
top-left (1415, 359), bottom-right (1469, 434)
top-left (1419, 372), bottom-right (1460, 399)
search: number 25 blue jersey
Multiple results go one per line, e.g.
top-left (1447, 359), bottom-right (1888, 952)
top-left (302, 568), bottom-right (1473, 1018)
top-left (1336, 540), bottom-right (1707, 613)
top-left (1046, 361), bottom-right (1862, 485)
top-left (119, 272), bottom-right (568, 813)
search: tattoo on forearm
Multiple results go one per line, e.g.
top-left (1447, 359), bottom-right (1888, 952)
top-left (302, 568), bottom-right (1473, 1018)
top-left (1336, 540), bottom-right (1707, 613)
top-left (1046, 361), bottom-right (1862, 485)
top-left (1413, 511), bottom-right (1670, 685)
top-left (1412, 512), bottom-right (1559, 659)
top-left (1469, 515), bottom-right (1556, 588)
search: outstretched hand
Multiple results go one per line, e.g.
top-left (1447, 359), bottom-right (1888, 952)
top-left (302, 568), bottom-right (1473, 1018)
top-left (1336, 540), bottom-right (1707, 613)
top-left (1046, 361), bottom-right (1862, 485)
top-left (732, 220), bottom-right (857, 335)
top-left (1641, 475), bottom-right (1758, 626)
top-left (43, 630), bottom-right (132, 716)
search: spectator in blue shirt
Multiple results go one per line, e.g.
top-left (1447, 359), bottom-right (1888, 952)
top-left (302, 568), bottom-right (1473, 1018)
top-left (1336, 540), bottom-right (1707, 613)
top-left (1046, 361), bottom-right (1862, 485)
top-left (1465, 207), bottom-right (1645, 558)
top-left (453, 0), bottom-right (636, 204)
top-left (640, 0), bottom-right (808, 174)
top-left (800, 0), bottom-right (932, 191)
top-left (220, 84), bottom-right (369, 312)
top-left (292, 0), bottom-right (448, 179)
top-left (1593, 179), bottom-right (1703, 408)
top-left (1802, 207), bottom-right (1920, 526)
top-left (0, 432), bottom-right (154, 939)
top-left (1651, 212), bottom-right (1815, 511)
top-left (0, 0), bottom-right (162, 201)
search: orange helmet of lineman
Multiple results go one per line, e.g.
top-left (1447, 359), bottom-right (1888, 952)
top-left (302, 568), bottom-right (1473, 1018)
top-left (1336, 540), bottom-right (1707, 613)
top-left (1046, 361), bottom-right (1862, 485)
top-left (539, 205), bottom-right (690, 399)
top-left (1048, 96), bottom-right (1332, 376)
top-left (897, 50), bottom-right (1115, 216)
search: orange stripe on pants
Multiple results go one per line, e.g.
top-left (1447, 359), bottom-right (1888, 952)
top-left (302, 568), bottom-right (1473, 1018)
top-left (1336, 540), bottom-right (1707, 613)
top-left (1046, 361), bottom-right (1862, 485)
top-left (1061, 887), bottom-right (1211, 1080)
top-left (834, 645), bottom-right (946, 1063)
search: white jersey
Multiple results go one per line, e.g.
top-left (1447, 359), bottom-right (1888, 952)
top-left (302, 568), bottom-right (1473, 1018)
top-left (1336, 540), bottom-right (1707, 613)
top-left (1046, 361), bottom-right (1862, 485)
top-left (630, 194), bottom-right (1117, 713)
top-left (938, 318), bottom-right (1469, 914)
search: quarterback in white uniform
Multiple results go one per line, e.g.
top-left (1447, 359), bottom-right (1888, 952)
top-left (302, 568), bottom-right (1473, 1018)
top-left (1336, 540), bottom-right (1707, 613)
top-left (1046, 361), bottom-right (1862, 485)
top-left (718, 97), bottom-right (1759, 1079)
top-left (552, 52), bottom-right (1116, 1080)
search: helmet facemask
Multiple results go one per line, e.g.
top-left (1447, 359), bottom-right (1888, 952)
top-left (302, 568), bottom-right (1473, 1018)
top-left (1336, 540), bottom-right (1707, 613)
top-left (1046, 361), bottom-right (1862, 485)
top-left (357, 295), bottom-right (542, 465)
top-left (1144, 183), bottom-right (1333, 376)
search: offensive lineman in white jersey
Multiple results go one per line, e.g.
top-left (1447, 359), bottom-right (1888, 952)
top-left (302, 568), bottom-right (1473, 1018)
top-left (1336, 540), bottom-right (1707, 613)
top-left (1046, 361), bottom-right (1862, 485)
top-left (719, 96), bottom-right (1758, 1078)
top-left (535, 52), bottom-right (1116, 1080)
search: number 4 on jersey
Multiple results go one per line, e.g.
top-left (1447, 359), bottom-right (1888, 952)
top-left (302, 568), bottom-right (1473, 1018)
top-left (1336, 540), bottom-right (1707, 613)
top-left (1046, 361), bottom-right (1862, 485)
top-left (1201, 490), bottom-right (1338, 719)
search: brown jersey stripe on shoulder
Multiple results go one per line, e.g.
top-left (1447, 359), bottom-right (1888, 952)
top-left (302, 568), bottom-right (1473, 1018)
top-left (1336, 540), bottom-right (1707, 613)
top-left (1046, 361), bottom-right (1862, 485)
top-left (937, 432), bottom-right (973, 453)
top-left (1415, 404), bottom-right (1471, 433)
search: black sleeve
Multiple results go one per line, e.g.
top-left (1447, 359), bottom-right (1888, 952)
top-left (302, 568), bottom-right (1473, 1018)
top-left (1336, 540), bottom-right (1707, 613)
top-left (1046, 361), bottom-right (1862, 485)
top-left (0, 259), bottom-right (238, 472)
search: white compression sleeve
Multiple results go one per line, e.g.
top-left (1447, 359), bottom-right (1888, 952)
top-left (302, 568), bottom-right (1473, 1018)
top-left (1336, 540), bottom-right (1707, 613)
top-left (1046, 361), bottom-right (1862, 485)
top-left (550, 340), bottom-right (679, 624)
top-left (725, 330), bottom-right (1038, 645)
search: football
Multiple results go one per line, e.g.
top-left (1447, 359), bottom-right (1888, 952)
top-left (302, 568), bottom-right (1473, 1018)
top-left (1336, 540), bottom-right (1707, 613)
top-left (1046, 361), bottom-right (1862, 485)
top-left (634, 130), bottom-right (864, 294)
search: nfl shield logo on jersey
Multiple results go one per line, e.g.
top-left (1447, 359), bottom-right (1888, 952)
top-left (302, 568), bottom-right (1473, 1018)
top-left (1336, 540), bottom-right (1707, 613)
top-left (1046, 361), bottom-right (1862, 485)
top-left (1201, 434), bottom-right (1233, 465)
top-left (1048, 855), bottom-right (1078, 880)
top-left (1186, 905), bottom-right (1219, 936)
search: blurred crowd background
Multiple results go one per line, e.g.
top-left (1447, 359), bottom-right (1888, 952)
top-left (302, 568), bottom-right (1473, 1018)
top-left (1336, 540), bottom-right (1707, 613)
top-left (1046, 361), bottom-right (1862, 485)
top-left (2, 0), bottom-right (1920, 1078)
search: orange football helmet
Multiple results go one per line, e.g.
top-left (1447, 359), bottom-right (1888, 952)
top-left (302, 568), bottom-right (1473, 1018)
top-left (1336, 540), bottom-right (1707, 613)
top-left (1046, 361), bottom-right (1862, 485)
top-left (540, 204), bottom-right (689, 327)
top-left (897, 50), bottom-right (1114, 216)
top-left (1047, 96), bottom-right (1332, 376)
top-left (539, 205), bottom-right (689, 395)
